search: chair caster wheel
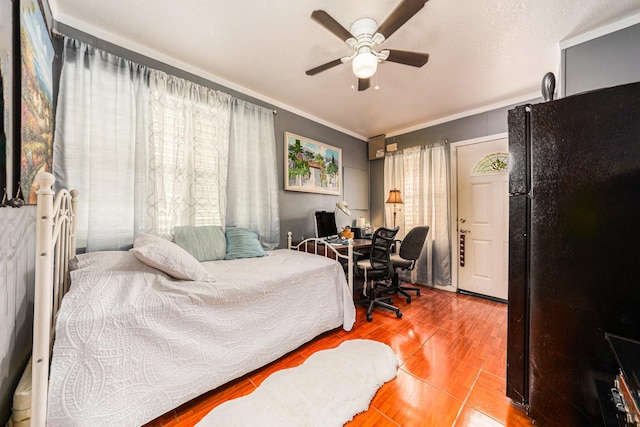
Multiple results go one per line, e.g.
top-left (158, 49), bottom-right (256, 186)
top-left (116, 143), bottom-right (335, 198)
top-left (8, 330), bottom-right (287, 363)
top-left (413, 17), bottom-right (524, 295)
top-left (416, 290), bottom-right (421, 296)
top-left (396, 312), bottom-right (402, 319)
top-left (366, 314), bottom-right (373, 322)
top-left (406, 297), bottom-right (411, 303)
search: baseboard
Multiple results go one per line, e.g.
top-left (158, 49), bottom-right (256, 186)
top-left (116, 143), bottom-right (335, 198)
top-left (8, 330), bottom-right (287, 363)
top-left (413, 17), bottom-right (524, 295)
top-left (458, 289), bottom-right (507, 304)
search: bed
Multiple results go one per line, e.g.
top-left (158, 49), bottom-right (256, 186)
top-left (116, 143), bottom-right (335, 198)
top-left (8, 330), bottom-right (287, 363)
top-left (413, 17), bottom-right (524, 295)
top-left (18, 173), bottom-right (356, 426)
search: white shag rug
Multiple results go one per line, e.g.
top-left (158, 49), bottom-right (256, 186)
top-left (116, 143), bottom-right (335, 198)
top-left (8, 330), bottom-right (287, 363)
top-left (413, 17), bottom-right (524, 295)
top-left (196, 339), bottom-right (399, 427)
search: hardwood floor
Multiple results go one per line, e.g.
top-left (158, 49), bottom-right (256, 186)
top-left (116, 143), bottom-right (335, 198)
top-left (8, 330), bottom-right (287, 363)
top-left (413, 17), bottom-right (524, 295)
top-left (145, 287), bottom-right (534, 427)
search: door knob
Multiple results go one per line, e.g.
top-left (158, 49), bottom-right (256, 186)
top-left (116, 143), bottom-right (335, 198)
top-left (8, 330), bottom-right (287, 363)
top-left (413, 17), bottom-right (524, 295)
top-left (460, 228), bottom-right (471, 234)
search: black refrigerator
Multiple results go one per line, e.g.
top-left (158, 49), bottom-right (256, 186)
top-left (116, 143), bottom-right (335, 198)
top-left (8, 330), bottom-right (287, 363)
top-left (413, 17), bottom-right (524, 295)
top-left (507, 81), bottom-right (640, 426)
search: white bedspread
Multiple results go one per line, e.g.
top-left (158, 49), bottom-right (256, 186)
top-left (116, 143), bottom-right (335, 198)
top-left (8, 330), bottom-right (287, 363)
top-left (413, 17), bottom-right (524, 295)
top-left (46, 249), bottom-right (356, 426)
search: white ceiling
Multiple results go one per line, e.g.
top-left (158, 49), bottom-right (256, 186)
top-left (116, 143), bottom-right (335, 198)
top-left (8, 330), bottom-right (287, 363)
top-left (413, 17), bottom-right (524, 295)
top-left (48, 0), bottom-right (640, 140)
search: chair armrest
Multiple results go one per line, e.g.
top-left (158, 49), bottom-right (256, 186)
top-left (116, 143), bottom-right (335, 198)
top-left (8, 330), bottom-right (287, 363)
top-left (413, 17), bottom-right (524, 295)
top-left (392, 238), bottom-right (403, 254)
top-left (353, 251), bottom-right (365, 260)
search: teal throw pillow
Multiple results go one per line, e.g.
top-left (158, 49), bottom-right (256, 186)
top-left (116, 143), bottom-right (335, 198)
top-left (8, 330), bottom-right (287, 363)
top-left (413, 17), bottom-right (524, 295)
top-left (225, 227), bottom-right (266, 260)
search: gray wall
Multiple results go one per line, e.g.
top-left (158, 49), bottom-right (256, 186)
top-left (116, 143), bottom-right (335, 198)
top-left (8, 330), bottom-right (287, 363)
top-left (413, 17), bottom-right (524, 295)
top-left (1, 0), bottom-right (20, 422)
top-left (0, 0), bottom-right (13, 195)
top-left (275, 109), bottom-right (369, 243)
top-left (563, 23), bottom-right (640, 96)
top-left (0, 207), bottom-right (36, 425)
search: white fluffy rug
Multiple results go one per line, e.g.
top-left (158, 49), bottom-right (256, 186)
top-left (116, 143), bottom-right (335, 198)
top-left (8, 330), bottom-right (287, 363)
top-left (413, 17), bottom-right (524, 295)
top-left (196, 339), bottom-right (398, 427)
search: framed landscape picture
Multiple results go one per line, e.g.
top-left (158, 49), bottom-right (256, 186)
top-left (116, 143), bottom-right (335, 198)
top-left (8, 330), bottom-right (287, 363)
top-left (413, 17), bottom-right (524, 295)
top-left (284, 132), bottom-right (342, 195)
top-left (18, 0), bottom-right (54, 204)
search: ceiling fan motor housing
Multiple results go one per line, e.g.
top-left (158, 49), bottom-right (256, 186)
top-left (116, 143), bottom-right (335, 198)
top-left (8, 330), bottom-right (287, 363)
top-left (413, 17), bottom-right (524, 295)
top-left (350, 17), bottom-right (378, 39)
top-left (349, 18), bottom-right (389, 61)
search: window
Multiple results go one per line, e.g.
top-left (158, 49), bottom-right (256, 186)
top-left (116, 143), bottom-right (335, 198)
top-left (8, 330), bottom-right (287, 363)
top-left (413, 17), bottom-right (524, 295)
top-left (472, 152), bottom-right (509, 175)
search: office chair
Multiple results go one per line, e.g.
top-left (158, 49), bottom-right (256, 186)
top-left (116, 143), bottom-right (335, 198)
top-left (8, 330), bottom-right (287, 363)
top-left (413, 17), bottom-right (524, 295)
top-left (388, 226), bottom-right (429, 303)
top-left (354, 226), bottom-right (401, 322)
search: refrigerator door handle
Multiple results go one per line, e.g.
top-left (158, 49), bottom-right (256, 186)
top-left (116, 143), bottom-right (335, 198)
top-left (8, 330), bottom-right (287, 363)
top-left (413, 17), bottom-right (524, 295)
top-left (509, 190), bottom-right (533, 198)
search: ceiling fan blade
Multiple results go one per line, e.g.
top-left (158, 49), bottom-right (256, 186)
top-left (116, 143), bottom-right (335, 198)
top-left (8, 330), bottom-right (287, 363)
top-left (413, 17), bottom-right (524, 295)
top-left (306, 58), bottom-right (344, 76)
top-left (311, 10), bottom-right (354, 42)
top-left (376, 0), bottom-right (428, 39)
top-left (358, 78), bottom-right (370, 91)
top-left (386, 50), bottom-right (430, 67)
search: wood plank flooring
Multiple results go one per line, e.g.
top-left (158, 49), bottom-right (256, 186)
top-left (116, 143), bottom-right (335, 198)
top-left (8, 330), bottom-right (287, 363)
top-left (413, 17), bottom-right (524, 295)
top-left (145, 287), bottom-right (534, 427)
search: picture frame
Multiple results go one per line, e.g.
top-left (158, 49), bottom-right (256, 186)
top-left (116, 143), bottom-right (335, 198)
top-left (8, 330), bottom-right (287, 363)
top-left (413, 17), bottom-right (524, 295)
top-left (17, 0), bottom-right (54, 204)
top-left (284, 132), bottom-right (342, 195)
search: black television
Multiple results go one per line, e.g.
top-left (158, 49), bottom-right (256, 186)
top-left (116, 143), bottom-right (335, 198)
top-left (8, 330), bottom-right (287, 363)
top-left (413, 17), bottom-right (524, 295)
top-left (314, 211), bottom-right (339, 240)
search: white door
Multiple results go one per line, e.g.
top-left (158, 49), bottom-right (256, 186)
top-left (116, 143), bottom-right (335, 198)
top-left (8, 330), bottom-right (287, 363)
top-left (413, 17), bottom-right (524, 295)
top-left (457, 138), bottom-right (509, 300)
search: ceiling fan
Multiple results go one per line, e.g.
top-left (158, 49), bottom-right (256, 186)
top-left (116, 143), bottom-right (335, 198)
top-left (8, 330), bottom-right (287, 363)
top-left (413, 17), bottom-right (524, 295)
top-left (306, 0), bottom-right (430, 91)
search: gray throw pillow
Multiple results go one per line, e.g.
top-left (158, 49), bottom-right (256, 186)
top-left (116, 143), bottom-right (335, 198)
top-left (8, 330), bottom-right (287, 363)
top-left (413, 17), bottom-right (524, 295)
top-left (173, 225), bottom-right (227, 262)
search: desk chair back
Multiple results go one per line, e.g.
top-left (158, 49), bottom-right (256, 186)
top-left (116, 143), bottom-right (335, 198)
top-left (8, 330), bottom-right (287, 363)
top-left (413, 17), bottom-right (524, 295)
top-left (355, 226), bottom-right (401, 322)
top-left (389, 225), bottom-right (429, 303)
top-left (397, 226), bottom-right (430, 268)
top-left (366, 226), bottom-right (399, 279)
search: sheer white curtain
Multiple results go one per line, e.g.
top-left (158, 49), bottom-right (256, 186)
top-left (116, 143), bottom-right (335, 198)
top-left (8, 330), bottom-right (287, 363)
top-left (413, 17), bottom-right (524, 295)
top-left (384, 143), bottom-right (452, 286)
top-left (227, 99), bottom-right (280, 249)
top-left (53, 38), bottom-right (149, 251)
top-left (146, 70), bottom-right (232, 237)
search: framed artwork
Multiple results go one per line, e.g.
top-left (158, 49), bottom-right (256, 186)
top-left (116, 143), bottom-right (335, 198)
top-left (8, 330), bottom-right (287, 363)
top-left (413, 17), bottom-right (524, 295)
top-left (284, 132), bottom-right (342, 195)
top-left (18, 0), bottom-right (54, 204)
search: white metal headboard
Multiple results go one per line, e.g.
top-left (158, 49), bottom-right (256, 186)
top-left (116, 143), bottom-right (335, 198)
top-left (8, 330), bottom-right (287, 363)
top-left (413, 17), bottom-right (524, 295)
top-left (31, 172), bottom-right (78, 426)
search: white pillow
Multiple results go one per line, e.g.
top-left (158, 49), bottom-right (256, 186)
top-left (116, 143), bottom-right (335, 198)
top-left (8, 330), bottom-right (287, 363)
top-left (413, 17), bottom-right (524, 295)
top-left (130, 234), bottom-right (211, 281)
top-left (71, 250), bottom-right (152, 273)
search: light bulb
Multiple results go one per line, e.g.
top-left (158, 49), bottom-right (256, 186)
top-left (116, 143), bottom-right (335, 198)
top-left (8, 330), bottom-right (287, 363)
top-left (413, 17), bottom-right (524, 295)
top-left (352, 52), bottom-right (378, 79)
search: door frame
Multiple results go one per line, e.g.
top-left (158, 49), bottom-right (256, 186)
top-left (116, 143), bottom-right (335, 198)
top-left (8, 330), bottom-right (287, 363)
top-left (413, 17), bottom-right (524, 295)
top-left (449, 132), bottom-right (508, 293)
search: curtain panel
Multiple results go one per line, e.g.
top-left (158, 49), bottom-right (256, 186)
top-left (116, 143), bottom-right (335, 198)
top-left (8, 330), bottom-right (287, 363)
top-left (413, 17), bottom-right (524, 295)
top-left (53, 39), bottom-right (149, 251)
top-left (227, 99), bottom-right (280, 249)
top-left (54, 38), bottom-right (280, 251)
top-left (384, 142), bottom-right (452, 287)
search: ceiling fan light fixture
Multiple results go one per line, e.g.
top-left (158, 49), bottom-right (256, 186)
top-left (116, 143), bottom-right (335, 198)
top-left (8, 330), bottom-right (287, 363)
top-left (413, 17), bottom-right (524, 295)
top-left (352, 51), bottom-right (378, 79)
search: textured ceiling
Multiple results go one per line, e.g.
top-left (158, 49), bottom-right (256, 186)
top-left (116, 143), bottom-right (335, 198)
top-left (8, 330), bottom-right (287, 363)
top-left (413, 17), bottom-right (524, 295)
top-left (48, 0), bottom-right (640, 140)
